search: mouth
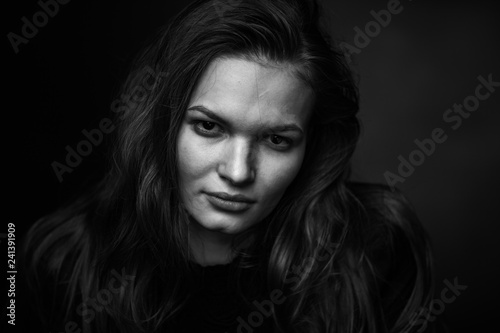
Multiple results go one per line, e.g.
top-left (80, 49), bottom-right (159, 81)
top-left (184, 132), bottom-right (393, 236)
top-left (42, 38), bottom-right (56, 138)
top-left (205, 192), bottom-right (256, 203)
top-left (204, 192), bottom-right (256, 212)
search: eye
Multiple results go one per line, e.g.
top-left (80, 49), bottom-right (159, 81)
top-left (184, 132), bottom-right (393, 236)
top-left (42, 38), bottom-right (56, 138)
top-left (267, 134), bottom-right (293, 150)
top-left (193, 120), bottom-right (223, 136)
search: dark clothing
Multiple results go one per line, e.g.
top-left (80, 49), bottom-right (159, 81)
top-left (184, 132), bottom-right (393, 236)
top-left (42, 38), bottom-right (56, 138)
top-left (166, 261), bottom-right (275, 333)
top-left (17, 255), bottom-right (274, 333)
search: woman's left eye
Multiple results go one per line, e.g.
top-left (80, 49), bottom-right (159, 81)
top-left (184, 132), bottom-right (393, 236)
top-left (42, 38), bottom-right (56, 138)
top-left (267, 134), bottom-right (293, 149)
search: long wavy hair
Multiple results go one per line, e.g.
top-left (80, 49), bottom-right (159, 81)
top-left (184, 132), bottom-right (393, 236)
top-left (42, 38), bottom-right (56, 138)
top-left (23, 0), bottom-right (434, 332)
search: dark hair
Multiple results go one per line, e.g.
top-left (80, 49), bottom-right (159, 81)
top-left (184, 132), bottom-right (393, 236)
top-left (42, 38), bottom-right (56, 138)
top-left (23, 0), bottom-right (434, 332)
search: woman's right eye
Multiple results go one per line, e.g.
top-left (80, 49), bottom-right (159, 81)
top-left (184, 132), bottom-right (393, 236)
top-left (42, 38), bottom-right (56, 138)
top-left (193, 121), bottom-right (223, 136)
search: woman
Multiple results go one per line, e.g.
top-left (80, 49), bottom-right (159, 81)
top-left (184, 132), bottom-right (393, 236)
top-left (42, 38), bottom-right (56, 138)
top-left (22, 0), bottom-right (435, 332)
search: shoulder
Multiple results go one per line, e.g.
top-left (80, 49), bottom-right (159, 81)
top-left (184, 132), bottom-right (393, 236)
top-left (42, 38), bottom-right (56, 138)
top-left (346, 181), bottom-right (435, 331)
top-left (346, 181), bottom-right (431, 257)
top-left (23, 183), bottom-right (102, 274)
top-left (347, 181), bottom-right (419, 226)
top-left (23, 205), bottom-right (89, 274)
top-left (21, 202), bottom-right (92, 329)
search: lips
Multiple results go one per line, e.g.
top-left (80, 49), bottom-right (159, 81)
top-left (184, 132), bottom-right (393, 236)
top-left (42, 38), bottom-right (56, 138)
top-left (205, 192), bottom-right (256, 203)
top-left (204, 191), bottom-right (256, 212)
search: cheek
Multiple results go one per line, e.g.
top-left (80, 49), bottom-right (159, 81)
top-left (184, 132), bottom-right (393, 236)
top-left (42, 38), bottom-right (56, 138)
top-left (258, 146), bottom-right (305, 202)
top-left (177, 127), bottom-right (205, 193)
top-left (177, 126), bottom-right (213, 182)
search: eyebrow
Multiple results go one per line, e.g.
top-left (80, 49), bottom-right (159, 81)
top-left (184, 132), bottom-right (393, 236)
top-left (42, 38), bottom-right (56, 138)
top-left (186, 105), bottom-right (304, 134)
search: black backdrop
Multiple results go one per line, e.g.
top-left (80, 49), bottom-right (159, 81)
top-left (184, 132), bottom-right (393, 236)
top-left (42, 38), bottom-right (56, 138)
top-left (5, 0), bottom-right (500, 332)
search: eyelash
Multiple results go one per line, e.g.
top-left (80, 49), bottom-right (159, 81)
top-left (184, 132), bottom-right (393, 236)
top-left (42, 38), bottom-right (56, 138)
top-left (191, 120), bottom-right (293, 149)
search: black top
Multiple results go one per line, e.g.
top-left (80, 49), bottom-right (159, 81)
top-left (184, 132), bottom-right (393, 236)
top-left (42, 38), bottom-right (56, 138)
top-left (17, 258), bottom-right (275, 333)
top-left (165, 260), bottom-right (275, 333)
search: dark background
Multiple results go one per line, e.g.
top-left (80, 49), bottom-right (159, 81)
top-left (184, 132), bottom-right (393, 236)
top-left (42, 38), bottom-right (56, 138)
top-left (5, 0), bottom-right (499, 332)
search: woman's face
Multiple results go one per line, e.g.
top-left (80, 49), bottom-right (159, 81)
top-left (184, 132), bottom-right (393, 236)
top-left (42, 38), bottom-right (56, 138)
top-left (177, 57), bottom-right (314, 235)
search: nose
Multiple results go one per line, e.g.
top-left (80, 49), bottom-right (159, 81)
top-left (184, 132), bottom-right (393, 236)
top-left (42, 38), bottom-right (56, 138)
top-left (217, 138), bottom-right (256, 186)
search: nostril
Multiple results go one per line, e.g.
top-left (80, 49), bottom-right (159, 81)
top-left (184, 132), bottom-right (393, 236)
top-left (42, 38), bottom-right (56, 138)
top-left (218, 167), bottom-right (255, 186)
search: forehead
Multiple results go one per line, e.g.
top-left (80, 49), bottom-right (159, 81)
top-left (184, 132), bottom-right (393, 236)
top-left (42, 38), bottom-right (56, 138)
top-left (188, 57), bottom-right (314, 131)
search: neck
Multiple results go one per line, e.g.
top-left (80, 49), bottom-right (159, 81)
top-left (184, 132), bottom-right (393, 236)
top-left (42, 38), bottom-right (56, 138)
top-left (188, 220), bottom-right (236, 267)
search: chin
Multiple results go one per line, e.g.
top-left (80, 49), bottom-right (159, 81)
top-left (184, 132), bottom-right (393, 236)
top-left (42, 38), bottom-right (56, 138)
top-left (195, 214), bottom-right (255, 234)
